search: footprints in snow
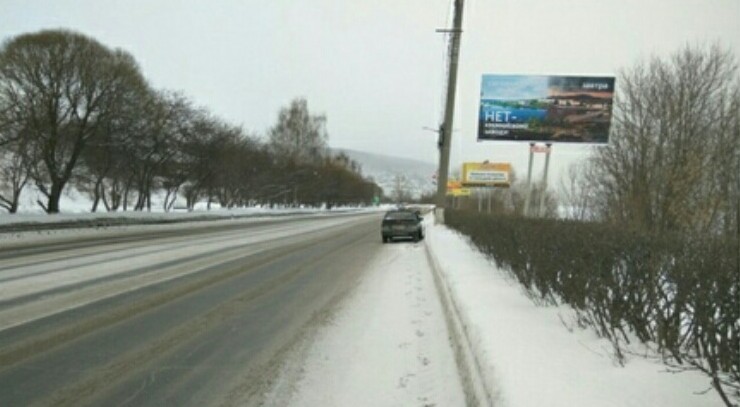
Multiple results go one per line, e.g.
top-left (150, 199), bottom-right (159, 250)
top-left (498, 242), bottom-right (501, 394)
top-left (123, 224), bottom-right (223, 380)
top-left (397, 373), bottom-right (415, 388)
top-left (398, 262), bottom-right (439, 406)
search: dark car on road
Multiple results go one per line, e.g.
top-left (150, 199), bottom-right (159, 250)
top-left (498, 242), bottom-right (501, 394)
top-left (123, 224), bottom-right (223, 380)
top-left (381, 209), bottom-right (424, 243)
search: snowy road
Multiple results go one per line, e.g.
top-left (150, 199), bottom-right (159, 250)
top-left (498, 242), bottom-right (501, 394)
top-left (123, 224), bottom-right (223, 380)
top-left (0, 213), bottom-right (464, 406)
top-left (270, 238), bottom-right (465, 406)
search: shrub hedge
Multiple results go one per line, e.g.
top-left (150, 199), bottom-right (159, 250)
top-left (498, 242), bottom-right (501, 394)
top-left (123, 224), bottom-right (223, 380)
top-left (444, 209), bottom-right (740, 406)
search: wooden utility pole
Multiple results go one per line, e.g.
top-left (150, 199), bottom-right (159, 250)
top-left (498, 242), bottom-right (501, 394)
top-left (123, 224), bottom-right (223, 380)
top-left (434, 0), bottom-right (465, 224)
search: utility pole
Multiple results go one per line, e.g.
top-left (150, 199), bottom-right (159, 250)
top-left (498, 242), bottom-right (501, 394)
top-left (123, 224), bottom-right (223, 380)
top-left (523, 143), bottom-right (535, 216)
top-left (434, 0), bottom-right (465, 224)
top-left (537, 143), bottom-right (553, 217)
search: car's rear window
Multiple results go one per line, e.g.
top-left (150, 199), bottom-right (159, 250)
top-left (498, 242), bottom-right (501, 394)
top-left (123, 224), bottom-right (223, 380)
top-left (384, 211), bottom-right (417, 220)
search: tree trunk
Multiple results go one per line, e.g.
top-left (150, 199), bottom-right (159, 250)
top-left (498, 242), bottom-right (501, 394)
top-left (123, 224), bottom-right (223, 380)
top-left (134, 180), bottom-right (146, 211)
top-left (0, 196), bottom-right (20, 214)
top-left (123, 180), bottom-right (131, 211)
top-left (91, 194), bottom-right (99, 212)
top-left (163, 192), bottom-right (170, 212)
top-left (90, 177), bottom-right (103, 213)
top-left (163, 186), bottom-right (180, 212)
top-left (45, 180), bottom-right (65, 214)
top-left (101, 186), bottom-right (111, 212)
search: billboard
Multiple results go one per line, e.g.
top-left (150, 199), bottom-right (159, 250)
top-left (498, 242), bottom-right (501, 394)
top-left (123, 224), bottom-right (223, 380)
top-left (446, 180), bottom-right (471, 197)
top-left (462, 162), bottom-right (511, 187)
top-left (478, 74), bottom-right (615, 143)
top-left (447, 187), bottom-right (471, 197)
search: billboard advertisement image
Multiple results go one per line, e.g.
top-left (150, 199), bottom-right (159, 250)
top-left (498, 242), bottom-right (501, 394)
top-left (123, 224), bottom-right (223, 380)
top-left (478, 74), bottom-right (615, 143)
top-left (462, 162), bottom-right (511, 187)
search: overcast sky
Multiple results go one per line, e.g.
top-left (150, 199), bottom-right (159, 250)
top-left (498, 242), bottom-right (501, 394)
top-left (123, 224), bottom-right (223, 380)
top-left (2, 0), bottom-right (739, 185)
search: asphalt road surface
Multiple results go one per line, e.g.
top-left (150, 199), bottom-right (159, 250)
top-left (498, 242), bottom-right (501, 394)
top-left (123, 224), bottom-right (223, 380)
top-left (0, 212), bottom-right (383, 406)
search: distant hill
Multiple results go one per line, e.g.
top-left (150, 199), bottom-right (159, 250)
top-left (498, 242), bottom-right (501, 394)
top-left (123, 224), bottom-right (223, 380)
top-left (334, 149), bottom-right (437, 199)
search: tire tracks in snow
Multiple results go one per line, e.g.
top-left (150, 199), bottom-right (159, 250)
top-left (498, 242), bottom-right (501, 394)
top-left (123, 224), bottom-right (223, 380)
top-left (424, 239), bottom-right (495, 406)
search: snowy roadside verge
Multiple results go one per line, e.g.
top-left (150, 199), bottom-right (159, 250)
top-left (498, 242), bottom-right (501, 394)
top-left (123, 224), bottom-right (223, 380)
top-left (424, 239), bottom-right (494, 406)
top-left (425, 223), bottom-right (716, 407)
top-left (278, 241), bottom-right (465, 406)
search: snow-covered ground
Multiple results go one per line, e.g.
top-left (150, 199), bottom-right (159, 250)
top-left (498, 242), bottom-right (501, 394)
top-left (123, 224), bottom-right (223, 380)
top-left (3, 205), bottom-right (717, 406)
top-left (280, 241), bottom-right (465, 406)
top-left (1, 184), bottom-right (388, 226)
top-left (280, 219), bottom-right (717, 406)
top-left (425, 223), bottom-right (716, 407)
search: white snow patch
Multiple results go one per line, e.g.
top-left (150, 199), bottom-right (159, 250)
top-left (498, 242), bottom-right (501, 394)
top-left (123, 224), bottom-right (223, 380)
top-left (426, 223), bottom-right (716, 407)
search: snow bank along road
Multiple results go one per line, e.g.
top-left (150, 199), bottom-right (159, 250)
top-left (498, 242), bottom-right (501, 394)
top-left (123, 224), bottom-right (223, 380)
top-left (0, 212), bottom-right (466, 406)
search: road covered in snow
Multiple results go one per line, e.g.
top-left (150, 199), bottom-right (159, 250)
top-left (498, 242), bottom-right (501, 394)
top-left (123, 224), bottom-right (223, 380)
top-left (269, 238), bottom-right (466, 406)
top-left (0, 212), bottom-right (411, 406)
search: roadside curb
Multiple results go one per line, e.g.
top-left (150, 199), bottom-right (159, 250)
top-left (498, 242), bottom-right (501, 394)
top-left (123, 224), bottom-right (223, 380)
top-left (424, 230), bottom-right (494, 407)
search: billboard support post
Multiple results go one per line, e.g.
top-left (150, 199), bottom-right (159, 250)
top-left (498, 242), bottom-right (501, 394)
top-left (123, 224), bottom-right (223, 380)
top-left (538, 143), bottom-right (553, 217)
top-left (487, 188), bottom-right (492, 213)
top-left (434, 0), bottom-right (465, 224)
top-left (523, 143), bottom-right (535, 216)
top-left (476, 188), bottom-right (483, 213)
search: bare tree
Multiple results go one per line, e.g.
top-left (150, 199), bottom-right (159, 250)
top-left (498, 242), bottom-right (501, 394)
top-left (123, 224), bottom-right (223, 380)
top-left (75, 72), bottom-right (152, 212)
top-left (391, 174), bottom-right (412, 204)
top-left (588, 44), bottom-right (740, 235)
top-left (268, 98), bottom-right (328, 164)
top-left (0, 29), bottom-right (147, 213)
top-left (118, 91), bottom-right (193, 211)
top-left (0, 137), bottom-right (29, 213)
top-left (559, 159), bottom-right (599, 221)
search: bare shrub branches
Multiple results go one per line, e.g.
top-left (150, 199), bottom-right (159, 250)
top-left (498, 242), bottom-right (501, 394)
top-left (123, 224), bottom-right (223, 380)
top-left (587, 45), bottom-right (739, 237)
top-left (445, 210), bottom-right (740, 405)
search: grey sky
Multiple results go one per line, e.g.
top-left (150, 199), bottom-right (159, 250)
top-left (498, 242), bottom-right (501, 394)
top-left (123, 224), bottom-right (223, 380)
top-left (2, 0), bottom-right (739, 185)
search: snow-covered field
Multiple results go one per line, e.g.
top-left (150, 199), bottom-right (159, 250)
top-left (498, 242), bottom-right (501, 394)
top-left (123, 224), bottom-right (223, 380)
top-left (1, 185), bottom-right (388, 227)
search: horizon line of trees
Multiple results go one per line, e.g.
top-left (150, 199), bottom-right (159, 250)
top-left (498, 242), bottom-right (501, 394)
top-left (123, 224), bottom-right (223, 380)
top-left (0, 29), bottom-right (381, 214)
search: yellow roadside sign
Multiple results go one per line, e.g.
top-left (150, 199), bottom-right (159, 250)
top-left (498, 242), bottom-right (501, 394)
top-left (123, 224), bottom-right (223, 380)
top-left (462, 162), bottom-right (511, 187)
top-left (447, 187), bottom-right (471, 197)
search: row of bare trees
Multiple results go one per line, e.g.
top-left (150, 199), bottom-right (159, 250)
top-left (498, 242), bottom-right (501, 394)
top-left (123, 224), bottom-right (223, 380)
top-left (0, 30), bottom-right (379, 213)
